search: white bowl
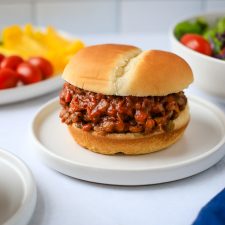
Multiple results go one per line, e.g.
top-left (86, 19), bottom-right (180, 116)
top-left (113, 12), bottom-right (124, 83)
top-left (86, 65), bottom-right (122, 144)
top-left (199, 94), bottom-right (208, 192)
top-left (170, 11), bottom-right (225, 99)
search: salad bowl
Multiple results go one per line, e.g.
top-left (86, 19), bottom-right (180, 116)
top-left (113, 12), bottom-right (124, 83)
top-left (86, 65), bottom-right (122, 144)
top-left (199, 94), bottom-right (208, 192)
top-left (170, 11), bottom-right (225, 100)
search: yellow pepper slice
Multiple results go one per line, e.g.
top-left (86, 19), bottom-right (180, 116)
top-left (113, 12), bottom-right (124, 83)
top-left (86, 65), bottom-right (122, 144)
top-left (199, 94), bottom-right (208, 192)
top-left (0, 24), bottom-right (85, 74)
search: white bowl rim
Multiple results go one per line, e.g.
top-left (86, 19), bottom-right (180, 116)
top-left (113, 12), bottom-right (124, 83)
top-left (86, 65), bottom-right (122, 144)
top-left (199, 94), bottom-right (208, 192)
top-left (169, 10), bottom-right (225, 65)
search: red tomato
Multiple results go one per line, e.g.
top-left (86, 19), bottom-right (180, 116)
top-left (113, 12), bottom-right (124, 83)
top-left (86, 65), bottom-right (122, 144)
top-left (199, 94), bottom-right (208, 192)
top-left (0, 54), bottom-right (5, 64)
top-left (28, 57), bottom-right (54, 79)
top-left (180, 34), bottom-right (212, 56)
top-left (1, 55), bottom-right (24, 70)
top-left (0, 68), bottom-right (19, 90)
top-left (17, 62), bottom-right (42, 85)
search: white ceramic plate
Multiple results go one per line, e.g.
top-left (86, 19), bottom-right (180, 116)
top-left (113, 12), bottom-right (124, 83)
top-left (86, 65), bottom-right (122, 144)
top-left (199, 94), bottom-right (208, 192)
top-left (0, 76), bottom-right (63, 105)
top-left (0, 148), bottom-right (36, 225)
top-left (0, 28), bottom-right (78, 105)
top-left (31, 95), bottom-right (225, 185)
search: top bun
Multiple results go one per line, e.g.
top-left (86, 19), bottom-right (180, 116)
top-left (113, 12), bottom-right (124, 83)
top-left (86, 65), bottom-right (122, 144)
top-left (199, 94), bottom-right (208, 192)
top-left (62, 44), bottom-right (193, 96)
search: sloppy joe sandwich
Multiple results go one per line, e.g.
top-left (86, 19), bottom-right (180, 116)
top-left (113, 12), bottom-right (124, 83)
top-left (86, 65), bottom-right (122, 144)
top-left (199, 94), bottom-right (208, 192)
top-left (59, 44), bottom-right (193, 155)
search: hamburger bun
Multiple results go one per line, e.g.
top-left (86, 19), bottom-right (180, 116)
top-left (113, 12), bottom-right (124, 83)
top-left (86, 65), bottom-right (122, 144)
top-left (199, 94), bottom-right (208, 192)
top-left (62, 44), bottom-right (193, 96)
top-left (60, 44), bottom-right (193, 155)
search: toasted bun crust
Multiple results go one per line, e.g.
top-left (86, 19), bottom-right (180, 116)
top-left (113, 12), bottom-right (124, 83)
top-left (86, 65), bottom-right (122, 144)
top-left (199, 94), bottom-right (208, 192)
top-left (68, 104), bottom-right (190, 155)
top-left (62, 44), bottom-right (193, 96)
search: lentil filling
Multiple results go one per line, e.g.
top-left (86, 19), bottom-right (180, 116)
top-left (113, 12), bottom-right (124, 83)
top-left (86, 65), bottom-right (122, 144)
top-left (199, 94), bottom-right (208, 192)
top-left (59, 82), bottom-right (187, 135)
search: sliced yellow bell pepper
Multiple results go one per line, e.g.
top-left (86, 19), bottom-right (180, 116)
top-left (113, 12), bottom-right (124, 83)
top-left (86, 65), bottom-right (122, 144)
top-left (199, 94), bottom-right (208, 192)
top-left (0, 24), bottom-right (85, 74)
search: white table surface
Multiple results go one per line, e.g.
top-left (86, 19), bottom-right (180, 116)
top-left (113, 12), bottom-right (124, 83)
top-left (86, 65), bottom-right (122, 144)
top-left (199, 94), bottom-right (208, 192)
top-left (1, 34), bottom-right (225, 225)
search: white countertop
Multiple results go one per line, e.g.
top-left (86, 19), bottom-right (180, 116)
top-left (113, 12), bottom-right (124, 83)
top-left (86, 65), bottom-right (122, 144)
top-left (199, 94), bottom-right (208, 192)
top-left (1, 34), bottom-right (225, 225)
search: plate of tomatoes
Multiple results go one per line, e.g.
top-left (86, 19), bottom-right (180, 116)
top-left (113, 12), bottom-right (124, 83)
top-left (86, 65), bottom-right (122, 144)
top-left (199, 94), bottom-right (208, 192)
top-left (0, 54), bottom-right (63, 105)
top-left (0, 24), bottom-right (84, 104)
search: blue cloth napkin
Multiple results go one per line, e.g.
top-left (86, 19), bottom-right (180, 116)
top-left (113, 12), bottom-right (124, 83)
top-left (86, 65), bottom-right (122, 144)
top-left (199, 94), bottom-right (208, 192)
top-left (192, 188), bottom-right (225, 225)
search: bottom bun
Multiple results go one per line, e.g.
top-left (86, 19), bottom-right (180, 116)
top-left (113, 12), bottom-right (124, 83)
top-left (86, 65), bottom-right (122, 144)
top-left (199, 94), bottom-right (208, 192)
top-left (67, 104), bottom-right (190, 155)
top-left (68, 122), bottom-right (189, 155)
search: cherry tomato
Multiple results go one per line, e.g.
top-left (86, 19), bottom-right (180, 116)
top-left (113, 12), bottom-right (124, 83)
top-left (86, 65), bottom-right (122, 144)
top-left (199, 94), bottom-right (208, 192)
top-left (17, 62), bottom-right (42, 85)
top-left (0, 68), bottom-right (19, 90)
top-left (28, 57), bottom-right (54, 79)
top-left (0, 54), bottom-right (5, 64)
top-left (180, 34), bottom-right (212, 56)
top-left (1, 55), bottom-right (24, 70)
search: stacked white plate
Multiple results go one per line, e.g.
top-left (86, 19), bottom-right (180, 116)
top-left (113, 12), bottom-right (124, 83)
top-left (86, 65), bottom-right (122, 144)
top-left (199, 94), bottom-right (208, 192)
top-left (0, 149), bottom-right (36, 225)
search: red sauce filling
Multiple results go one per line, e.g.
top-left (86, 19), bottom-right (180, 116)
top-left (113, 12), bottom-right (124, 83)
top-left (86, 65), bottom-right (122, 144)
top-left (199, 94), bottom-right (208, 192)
top-left (60, 83), bottom-right (187, 135)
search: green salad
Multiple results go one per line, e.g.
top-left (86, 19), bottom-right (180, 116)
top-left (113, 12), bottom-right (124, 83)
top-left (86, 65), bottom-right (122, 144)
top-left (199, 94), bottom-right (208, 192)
top-left (174, 17), bottom-right (225, 59)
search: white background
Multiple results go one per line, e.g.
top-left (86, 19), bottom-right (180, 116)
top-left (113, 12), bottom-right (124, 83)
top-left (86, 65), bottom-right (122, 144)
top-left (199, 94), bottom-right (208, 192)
top-left (0, 34), bottom-right (225, 225)
top-left (0, 0), bottom-right (225, 34)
